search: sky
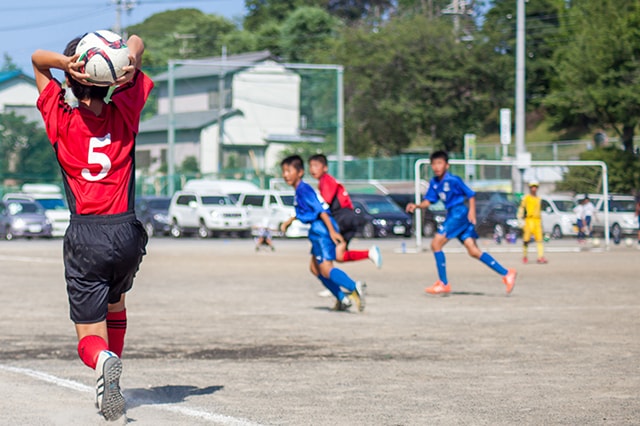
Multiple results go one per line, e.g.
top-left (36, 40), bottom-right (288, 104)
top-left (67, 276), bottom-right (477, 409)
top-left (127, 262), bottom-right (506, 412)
top-left (2, 0), bottom-right (247, 77)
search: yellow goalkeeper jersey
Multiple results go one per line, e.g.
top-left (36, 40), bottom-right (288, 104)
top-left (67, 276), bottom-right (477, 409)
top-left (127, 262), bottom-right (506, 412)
top-left (519, 194), bottom-right (542, 219)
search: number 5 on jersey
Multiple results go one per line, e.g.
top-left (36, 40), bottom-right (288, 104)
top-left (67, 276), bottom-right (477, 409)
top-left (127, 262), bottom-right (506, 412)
top-left (82, 134), bottom-right (112, 182)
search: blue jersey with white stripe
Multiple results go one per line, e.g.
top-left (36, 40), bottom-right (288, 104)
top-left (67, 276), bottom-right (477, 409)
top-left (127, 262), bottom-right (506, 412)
top-left (424, 172), bottom-right (475, 210)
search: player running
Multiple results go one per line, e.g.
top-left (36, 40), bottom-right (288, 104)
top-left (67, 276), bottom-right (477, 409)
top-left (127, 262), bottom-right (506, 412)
top-left (32, 34), bottom-right (153, 421)
top-left (308, 154), bottom-right (382, 268)
top-left (405, 150), bottom-right (517, 295)
top-left (280, 155), bottom-right (366, 311)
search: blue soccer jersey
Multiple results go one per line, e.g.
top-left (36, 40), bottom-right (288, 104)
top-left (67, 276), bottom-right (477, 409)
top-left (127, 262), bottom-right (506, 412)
top-left (424, 172), bottom-right (475, 209)
top-left (425, 172), bottom-right (477, 241)
top-left (294, 180), bottom-right (338, 262)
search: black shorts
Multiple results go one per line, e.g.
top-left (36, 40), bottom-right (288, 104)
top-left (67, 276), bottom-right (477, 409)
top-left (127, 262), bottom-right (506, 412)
top-left (333, 208), bottom-right (362, 245)
top-left (64, 212), bottom-right (148, 324)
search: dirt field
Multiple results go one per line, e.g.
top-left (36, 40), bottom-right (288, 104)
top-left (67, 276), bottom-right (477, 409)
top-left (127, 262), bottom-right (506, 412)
top-left (0, 237), bottom-right (638, 425)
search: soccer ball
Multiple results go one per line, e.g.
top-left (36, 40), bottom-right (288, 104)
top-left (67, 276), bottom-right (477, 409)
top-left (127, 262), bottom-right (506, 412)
top-left (75, 30), bottom-right (129, 86)
top-left (624, 237), bottom-right (633, 247)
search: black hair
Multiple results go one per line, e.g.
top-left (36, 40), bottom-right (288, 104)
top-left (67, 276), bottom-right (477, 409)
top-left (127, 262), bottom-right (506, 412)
top-left (308, 153), bottom-right (328, 166)
top-left (281, 155), bottom-right (304, 171)
top-left (430, 150), bottom-right (449, 163)
top-left (63, 36), bottom-right (109, 101)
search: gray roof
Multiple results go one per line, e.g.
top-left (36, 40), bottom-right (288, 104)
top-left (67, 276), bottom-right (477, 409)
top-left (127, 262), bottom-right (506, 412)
top-left (139, 110), bottom-right (219, 133)
top-left (153, 50), bottom-right (276, 82)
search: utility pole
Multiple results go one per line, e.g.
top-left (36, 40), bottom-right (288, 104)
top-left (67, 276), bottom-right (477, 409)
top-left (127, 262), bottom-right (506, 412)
top-left (218, 46), bottom-right (227, 174)
top-left (112, 0), bottom-right (136, 37)
top-left (515, 0), bottom-right (528, 193)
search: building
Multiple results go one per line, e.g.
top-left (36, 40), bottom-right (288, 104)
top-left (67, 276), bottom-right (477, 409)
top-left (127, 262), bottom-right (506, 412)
top-left (137, 51), bottom-right (323, 177)
top-left (0, 70), bottom-right (40, 123)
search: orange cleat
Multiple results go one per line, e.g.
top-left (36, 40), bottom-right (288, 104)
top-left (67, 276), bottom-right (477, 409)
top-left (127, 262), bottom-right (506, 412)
top-left (536, 257), bottom-right (548, 264)
top-left (502, 269), bottom-right (517, 294)
top-left (425, 280), bottom-right (451, 295)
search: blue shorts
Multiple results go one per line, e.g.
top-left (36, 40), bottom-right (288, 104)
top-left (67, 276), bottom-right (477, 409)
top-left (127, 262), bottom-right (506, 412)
top-left (439, 204), bottom-right (478, 242)
top-left (308, 217), bottom-right (339, 263)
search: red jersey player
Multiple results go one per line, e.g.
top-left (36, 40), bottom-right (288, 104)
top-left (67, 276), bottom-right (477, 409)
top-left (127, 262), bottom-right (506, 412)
top-left (32, 34), bottom-right (153, 421)
top-left (308, 154), bottom-right (382, 268)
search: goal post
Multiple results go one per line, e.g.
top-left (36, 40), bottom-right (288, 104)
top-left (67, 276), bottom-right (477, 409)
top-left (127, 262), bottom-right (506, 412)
top-left (413, 158), bottom-right (610, 249)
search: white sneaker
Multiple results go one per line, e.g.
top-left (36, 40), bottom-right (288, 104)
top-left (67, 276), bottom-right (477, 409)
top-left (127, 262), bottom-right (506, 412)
top-left (95, 350), bottom-right (125, 421)
top-left (368, 245), bottom-right (383, 269)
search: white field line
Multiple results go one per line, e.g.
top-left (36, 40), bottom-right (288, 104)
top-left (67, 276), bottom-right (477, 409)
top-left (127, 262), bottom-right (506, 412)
top-left (0, 365), bottom-right (264, 426)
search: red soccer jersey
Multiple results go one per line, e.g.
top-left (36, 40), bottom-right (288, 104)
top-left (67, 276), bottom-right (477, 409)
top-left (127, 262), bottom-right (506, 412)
top-left (37, 70), bottom-right (154, 215)
top-left (318, 173), bottom-right (354, 212)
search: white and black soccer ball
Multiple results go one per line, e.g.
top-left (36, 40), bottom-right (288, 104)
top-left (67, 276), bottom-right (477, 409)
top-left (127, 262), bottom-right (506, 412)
top-left (75, 30), bottom-right (130, 86)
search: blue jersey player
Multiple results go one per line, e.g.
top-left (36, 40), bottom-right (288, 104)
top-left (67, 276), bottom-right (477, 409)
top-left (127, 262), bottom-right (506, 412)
top-left (406, 151), bottom-right (517, 295)
top-left (280, 155), bottom-right (366, 311)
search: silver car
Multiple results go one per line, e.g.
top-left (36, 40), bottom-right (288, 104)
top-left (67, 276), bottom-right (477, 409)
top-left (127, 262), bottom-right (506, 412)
top-left (0, 200), bottom-right (53, 240)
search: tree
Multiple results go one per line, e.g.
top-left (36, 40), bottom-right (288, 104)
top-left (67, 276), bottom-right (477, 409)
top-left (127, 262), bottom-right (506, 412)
top-left (336, 15), bottom-right (492, 156)
top-left (244, 0), bottom-right (326, 31)
top-left (280, 7), bottom-right (340, 62)
top-left (0, 113), bottom-right (58, 181)
top-left (1, 53), bottom-right (18, 72)
top-left (545, 0), bottom-right (640, 152)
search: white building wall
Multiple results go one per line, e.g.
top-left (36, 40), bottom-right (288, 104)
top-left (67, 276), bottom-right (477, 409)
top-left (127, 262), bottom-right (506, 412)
top-left (200, 124), bottom-right (219, 174)
top-left (0, 81), bottom-right (39, 111)
top-left (157, 92), bottom-right (210, 115)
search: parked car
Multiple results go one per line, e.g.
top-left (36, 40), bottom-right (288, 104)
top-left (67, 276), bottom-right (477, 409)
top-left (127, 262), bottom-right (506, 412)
top-left (236, 190), bottom-right (309, 238)
top-left (350, 193), bottom-right (412, 238)
top-left (3, 184), bottom-right (70, 237)
top-left (168, 191), bottom-right (250, 238)
top-left (540, 195), bottom-right (578, 239)
top-left (182, 179), bottom-right (260, 204)
top-left (388, 193), bottom-right (446, 237)
top-left (0, 199), bottom-right (53, 240)
top-left (475, 200), bottom-right (521, 238)
top-left (135, 196), bottom-right (172, 237)
top-left (584, 194), bottom-right (638, 241)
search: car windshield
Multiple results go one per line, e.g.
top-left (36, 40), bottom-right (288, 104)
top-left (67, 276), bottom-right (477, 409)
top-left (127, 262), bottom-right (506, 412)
top-left (553, 200), bottom-right (575, 212)
top-left (363, 199), bottom-right (402, 214)
top-left (36, 198), bottom-right (67, 210)
top-left (147, 199), bottom-right (171, 209)
top-left (280, 195), bottom-right (295, 206)
top-left (8, 202), bottom-right (42, 215)
top-left (201, 196), bottom-right (233, 205)
top-left (609, 199), bottom-right (636, 212)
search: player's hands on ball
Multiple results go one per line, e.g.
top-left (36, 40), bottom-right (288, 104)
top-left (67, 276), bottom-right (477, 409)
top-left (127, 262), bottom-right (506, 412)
top-left (66, 54), bottom-right (92, 85)
top-left (114, 55), bottom-right (136, 86)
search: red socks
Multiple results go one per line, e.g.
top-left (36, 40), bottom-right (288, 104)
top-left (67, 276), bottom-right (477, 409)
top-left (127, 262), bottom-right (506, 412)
top-left (77, 335), bottom-right (108, 369)
top-left (343, 250), bottom-right (369, 262)
top-left (106, 309), bottom-right (127, 357)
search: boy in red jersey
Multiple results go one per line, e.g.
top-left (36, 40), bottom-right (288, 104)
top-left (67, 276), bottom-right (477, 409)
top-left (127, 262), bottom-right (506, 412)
top-left (32, 34), bottom-right (153, 421)
top-left (308, 154), bottom-right (382, 268)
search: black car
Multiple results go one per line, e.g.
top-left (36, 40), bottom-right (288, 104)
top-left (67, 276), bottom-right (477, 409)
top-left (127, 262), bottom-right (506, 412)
top-left (475, 200), bottom-right (521, 238)
top-left (388, 193), bottom-right (447, 237)
top-left (135, 196), bottom-right (172, 237)
top-left (350, 193), bottom-right (413, 238)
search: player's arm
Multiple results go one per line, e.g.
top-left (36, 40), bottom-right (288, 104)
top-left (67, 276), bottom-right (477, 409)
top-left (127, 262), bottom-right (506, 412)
top-left (280, 216), bottom-right (296, 233)
top-left (467, 196), bottom-right (477, 224)
top-left (319, 211), bottom-right (343, 245)
top-left (115, 35), bottom-right (144, 86)
top-left (31, 49), bottom-right (89, 93)
top-left (406, 199), bottom-right (431, 213)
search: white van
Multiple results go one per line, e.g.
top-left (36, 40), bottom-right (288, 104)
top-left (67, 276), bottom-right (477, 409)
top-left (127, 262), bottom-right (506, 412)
top-left (168, 190), bottom-right (250, 238)
top-left (237, 190), bottom-right (309, 238)
top-left (3, 184), bottom-right (70, 237)
top-left (182, 179), bottom-right (260, 203)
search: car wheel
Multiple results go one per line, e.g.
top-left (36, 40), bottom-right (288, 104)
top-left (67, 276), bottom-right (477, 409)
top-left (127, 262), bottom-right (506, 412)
top-left (552, 225), bottom-right (563, 239)
top-left (170, 220), bottom-right (182, 238)
top-left (611, 223), bottom-right (622, 244)
top-left (362, 223), bottom-right (375, 239)
top-left (144, 221), bottom-right (155, 238)
top-left (423, 221), bottom-right (436, 237)
top-left (5, 227), bottom-right (13, 241)
top-left (197, 220), bottom-right (210, 239)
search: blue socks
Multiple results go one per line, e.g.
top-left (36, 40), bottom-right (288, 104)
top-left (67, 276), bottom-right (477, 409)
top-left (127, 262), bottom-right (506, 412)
top-left (329, 268), bottom-right (356, 292)
top-left (480, 252), bottom-right (508, 275)
top-left (318, 276), bottom-right (346, 301)
top-left (434, 251), bottom-right (448, 284)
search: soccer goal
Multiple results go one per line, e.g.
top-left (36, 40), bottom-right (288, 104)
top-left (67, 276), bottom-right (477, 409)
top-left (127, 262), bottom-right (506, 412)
top-left (412, 158), bottom-right (610, 249)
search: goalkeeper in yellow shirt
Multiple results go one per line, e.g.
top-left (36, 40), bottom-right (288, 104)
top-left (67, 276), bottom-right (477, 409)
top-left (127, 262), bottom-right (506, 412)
top-left (518, 181), bottom-right (548, 264)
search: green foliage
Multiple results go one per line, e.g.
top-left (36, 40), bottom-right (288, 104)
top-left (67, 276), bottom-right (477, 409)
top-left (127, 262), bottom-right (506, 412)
top-left (280, 7), bottom-right (340, 62)
top-left (1, 53), bottom-right (18, 72)
top-left (0, 113), bottom-right (58, 181)
top-left (545, 0), bottom-right (640, 152)
top-left (244, 0), bottom-right (325, 31)
top-left (556, 147), bottom-right (640, 194)
top-left (179, 156), bottom-right (200, 174)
